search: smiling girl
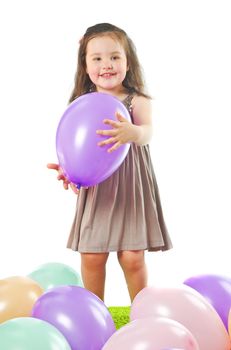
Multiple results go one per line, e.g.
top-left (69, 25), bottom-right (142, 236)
top-left (48, 23), bottom-right (172, 303)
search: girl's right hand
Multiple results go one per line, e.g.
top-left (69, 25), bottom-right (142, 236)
top-left (47, 163), bottom-right (80, 194)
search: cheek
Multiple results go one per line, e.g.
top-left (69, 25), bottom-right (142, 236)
top-left (87, 69), bottom-right (98, 82)
top-left (118, 62), bottom-right (128, 75)
top-left (88, 66), bottom-right (99, 77)
top-left (120, 67), bottom-right (128, 80)
top-left (86, 60), bottom-right (97, 74)
top-left (90, 72), bottom-right (99, 82)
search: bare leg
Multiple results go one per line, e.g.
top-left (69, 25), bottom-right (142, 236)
top-left (80, 252), bottom-right (109, 301)
top-left (117, 250), bottom-right (147, 302)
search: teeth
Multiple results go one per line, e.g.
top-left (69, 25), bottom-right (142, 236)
top-left (101, 73), bottom-right (114, 77)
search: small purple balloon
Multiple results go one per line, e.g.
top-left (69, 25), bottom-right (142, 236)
top-left (31, 285), bottom-right (116, 350)
top-left (56, 92), bottom-right (131, 187)
top-left (184, 274), bottom-right (231, 330)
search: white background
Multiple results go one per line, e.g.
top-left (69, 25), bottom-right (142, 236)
top-left (0, 0), bottom-right (230, 306)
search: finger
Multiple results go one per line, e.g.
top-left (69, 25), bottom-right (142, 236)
top-left (98, 137), bottom-right (117, 146)
top-left (70, 183), bottom-right (79, 194)
top-left (103, 119), bottom-right (119, 128)
top-left (108, 141), bottom-right (121, 153)
top-left (63, 181), bottom-right (69, 190)
top-left (47, 163), bottom-right (60, 170)
top-left (57, 174), bottom-right (68, 181)
top-left (115, 112), bottom-right (127, 122)
top-left (96, 129), bottom-right (116, 136)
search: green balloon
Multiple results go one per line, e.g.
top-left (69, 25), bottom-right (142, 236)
top-left (28, 262), bottom-right (83, 290)
top-left (0, 317), bottom-right (71, 349)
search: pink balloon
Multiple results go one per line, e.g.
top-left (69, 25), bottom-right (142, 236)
top-left (183, 273), bottom-right (231, 330)
top-left (56, 92), bottom-right (131, 187)
top-left (102, 317), bottom-right (199, 350)
top-left (130, 285), bottom-right (231, 350)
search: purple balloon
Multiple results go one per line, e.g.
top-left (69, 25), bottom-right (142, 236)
top-left (31, 286), bottom-right (116, 350)
top-left (56, 92), bottom-right (131, 187)
top-left (184, 274), bottom-right (231, 330)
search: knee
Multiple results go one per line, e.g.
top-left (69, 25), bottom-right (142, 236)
top-left (117, 251), bottom-right (145, 273)
top-left (81, 253), bottom-right (109, 270)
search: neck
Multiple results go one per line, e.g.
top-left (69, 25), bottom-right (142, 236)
top-left (96, 86), bottom-right (128, 100)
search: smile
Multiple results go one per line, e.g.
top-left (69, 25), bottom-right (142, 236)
top-left (100, 73), bottom-right (116, 78)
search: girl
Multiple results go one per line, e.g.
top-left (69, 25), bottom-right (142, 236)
top-left (48, 23), bottom-right (172, 303)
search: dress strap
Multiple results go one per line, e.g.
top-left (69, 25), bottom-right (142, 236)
top-left (122, 94), bottom-right (134, 115)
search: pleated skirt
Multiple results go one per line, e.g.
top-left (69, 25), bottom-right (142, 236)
top-left (67, 142), bottom-right (172, 253)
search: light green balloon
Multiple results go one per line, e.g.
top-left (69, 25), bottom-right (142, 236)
top-left (28, 262), bottom-right (83, 290)
top-left (0, 317), bottom-right (71, 350)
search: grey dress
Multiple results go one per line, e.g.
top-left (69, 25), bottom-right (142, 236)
top-left (67, 95), bottom-right (172, 253)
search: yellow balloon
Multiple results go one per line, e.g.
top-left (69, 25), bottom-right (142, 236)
top-left (0, 276), bottom-right (43, 323)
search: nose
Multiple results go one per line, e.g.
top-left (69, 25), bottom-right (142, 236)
top-left (102, 59), bottom-right (113, 70)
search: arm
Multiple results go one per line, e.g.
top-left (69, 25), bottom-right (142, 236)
top-left (131, 95), bottom-right (153, 146)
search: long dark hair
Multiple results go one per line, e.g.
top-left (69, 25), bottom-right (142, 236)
top-left (69, 23), bottom-right (150, 103)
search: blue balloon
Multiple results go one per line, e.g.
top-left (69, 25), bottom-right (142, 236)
top-left (0, 317), bottom-right (71, 350)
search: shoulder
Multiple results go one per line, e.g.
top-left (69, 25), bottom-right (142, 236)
top-left (131, 95), bottom-right (152, 125)
top-left (132, 94), bottom-right (151, 105)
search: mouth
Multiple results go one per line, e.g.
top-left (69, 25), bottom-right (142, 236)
top-left (100, 72), bottom-right (116, 78)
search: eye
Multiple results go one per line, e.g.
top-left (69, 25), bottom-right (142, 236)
top-left (93, 57), bottom-right (101, 61)
top-left (112, 56), bottom-right (120, 60)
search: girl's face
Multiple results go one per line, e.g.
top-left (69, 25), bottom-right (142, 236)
top-left (85, 35), bottom-right (128, 95)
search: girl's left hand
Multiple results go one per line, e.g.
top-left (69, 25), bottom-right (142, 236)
top-left (96, 112), bottom-right (139, 153)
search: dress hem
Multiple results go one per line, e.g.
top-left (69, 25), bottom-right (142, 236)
top-left (67, 243), bottom-right (173, 253)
